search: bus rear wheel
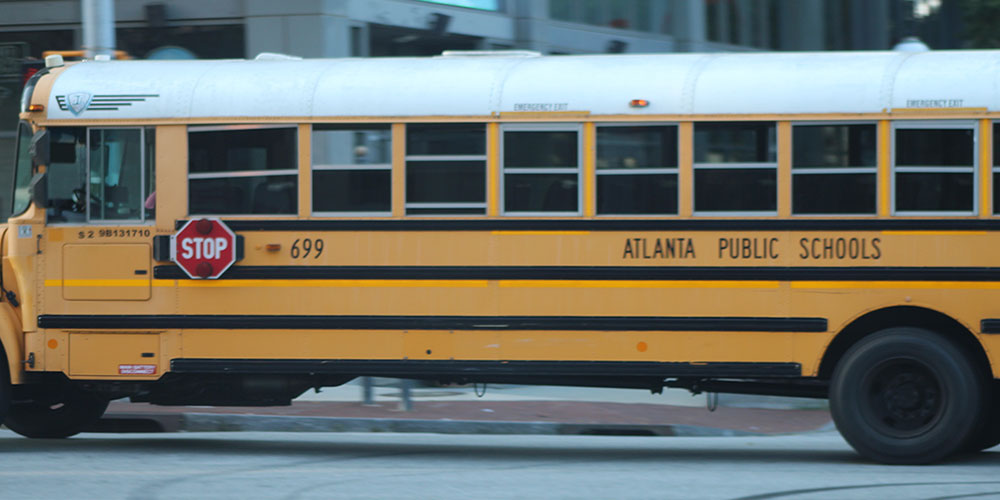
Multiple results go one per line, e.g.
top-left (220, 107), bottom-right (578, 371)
top-left (966, 381), bottom-right (1000, 453)
top-left (830, 327), bottom-right (984, 464)
top-left (4, 388), bottom-right (109, 439)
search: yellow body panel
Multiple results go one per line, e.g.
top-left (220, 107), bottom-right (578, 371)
top-left (391, 123), bottom-right (406, 217)
top-left (154, 126), bottom-right (188, 233)
top-left (297, 124), bottom-right (312, 219)
top-left (68, 333), bottom-right (159, 378)
top-left (776, 122), bottom-right (792, 217)
top-left (175, 330), bottom-right (808, 364)
top-left (677, 122), bottom-right (694, 217)
top-left (583, 122), bottom-right (596, 217)
top-left (487, 122), bottom-right (500, 216)
top-left (61, 244), bottom-right (151, 300)
top-left (21, 226), bottom-right (1000, 379)
top-left (878, 120), bottom-right (891, 217)
top-left (981, 118), bottom-right (992, 218)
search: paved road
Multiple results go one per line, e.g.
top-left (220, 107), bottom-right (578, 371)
top-left (2, 430), bottom-right (999, 500)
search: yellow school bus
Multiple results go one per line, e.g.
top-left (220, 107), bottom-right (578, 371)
top-left (8, 49), bottom-right (1000, 463)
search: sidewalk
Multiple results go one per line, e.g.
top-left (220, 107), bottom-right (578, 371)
top-left (95, 381), bottom-right (833, 437)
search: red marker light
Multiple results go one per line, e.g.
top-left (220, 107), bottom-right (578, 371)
top-left (195, 261), bottom-right (214, 278)
top-left (22, 67), bottom-right (39, 87)
top-left (630, 99), bottom-right (649, 108)
top-left (195, 218), bottom-right (214, 235)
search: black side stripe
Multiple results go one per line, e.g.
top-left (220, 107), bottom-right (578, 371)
top-left (175, 218), bottom-right (1000, 232)
top-left (153, 265), bottom-right (1000, 282)
top-left (982, 320), bottom-right (1000, 333)
top-left (170, 359), bottom-right (804, 378)
top-left (38, 315), bottom-right (827, 332)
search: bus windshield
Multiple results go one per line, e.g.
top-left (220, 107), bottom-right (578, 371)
top-left (11, 121), bottom-right (33, 217)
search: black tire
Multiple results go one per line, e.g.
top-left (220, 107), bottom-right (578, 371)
top-left (967, 381), bottom-right (1000, 453)
top-left (830, 327), bottom-right (985, 464)
top-left (4, 388), bottom-right (109, 439)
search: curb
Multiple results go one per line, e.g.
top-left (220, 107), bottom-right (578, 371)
top-left (91, 412), bottom-right (765, 437)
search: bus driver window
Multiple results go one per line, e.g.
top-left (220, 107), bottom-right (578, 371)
top-left (44, 127), bottom-right (153, 223)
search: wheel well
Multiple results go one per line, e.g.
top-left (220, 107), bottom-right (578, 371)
top-left (0, 306), bottom-right (20, 385)
top-left (0, 331), bottom-right (10, 384)
top-left (818, 306), bottom-right (991, 380)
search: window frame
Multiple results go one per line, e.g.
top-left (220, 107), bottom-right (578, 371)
top-left (790, 120), bottom-right (878, 218)
top-left (594, 122), bottom-right (680, 217)
top-left (692, 121), bottom-right (777, 217)
top-left (500, 123), bottom-right (583, 217)
top-left (310, 124), bottom-right (392, 217)
top-left (187, 123), bottom-right (299, 217)
top-left (993, 120), bottom-right (1000, 217)
top-left (891, 120), bottom-right (978, 217)
top-left (404, 123), bottom-right (488, 216)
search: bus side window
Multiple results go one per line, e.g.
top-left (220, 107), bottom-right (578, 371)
top-left (502, 126), bottom-right (581, 215)
top-left (792, 124), bottom-right (876, 215)
top-left (694, 122), bottom-right (777, 214)
top-left (405, 123), bottom-right (486, 215)
top-left (894, 123), bottom-right (975, 214)
top-left (596, 125), bottom-right (678, 215)
top-left (188, 126), bottom-right (298, 215)
top-left (311, 124), bottom-right (391, 215)
top-left (89, 128), bottom-right (144, 221)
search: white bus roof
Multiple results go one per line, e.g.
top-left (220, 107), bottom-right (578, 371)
top-left (43, 50), bottom-right (1000, 120)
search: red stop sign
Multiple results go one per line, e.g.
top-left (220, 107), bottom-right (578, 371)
top-left (170, 218), bottom-right (237, 279)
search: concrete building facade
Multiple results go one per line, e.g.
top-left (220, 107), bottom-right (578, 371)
top-left (0, 0), bottom-right (898, 60)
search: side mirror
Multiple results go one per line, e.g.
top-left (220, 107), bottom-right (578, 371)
top-left (29, 129), bottom-right (49, 167)
top-left (29, 172), bottom-right (47, 208)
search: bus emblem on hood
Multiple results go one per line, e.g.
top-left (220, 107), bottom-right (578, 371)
top-left (66, 92), bottom-right (92, 115)
top-left (55, 92), bottom-right (159, 115)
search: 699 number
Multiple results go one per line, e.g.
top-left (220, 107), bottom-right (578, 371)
top-left (290, 238), bottom-right (324, 259)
